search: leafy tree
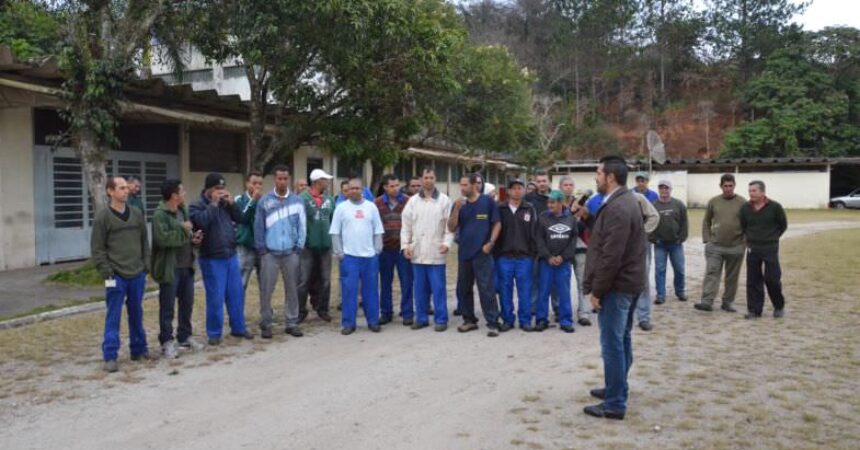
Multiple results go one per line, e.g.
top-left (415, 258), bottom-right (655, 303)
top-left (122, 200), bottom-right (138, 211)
top-left (722, 48), bottom-right (858, 157)
top-left (0, 1), bottom-right (60, 58)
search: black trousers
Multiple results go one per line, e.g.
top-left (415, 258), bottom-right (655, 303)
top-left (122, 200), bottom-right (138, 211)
top-left (746, 248), bottom-right (785, 315)
top-left (457, 252), bottom-right (499, 328)
top-left (158, 267), bottom-right (195, 344)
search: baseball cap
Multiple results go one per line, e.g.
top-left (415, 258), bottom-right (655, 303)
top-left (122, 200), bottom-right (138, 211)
top-left (548, 190), bottom-right (564, 202)
top-left (309, 169), bottom-right (334, 182)
top-left (507, 178), bottom-right (525, 188)
top-left (658, 179), bottom-right (672, 188)
top-left (635, 171), bottom-right (650, 180)
top-left (204, 172), bottom-right (226, 190)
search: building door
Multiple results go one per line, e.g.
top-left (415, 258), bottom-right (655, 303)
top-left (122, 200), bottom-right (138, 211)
top-left (33, 146), bottom-right (178, 264)
top-left (306, 157), bottom-right (323, 181)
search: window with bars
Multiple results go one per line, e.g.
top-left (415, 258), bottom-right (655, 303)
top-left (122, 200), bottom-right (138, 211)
top-left (53, 157), bottom-right (85, 229)
top-left (436, 161), bottom-right (450, 182)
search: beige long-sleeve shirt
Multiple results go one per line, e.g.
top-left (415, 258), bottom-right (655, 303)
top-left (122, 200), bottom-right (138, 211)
top-left (400, 188), bottom-right (454, 265)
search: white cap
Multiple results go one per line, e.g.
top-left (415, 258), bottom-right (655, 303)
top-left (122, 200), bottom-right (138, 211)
top-left (309, 169), bottom-right (334, 182)
top-left (484, 182), bottom-right (496, 195)
top-left (658, 179), bottom-right (672, 189)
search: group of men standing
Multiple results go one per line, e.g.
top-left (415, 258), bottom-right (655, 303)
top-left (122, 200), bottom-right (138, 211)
top-left (91, 157), bottom-right (790, 424)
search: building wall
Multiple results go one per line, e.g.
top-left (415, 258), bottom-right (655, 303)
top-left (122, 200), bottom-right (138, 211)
top-left (687, 171), bottom-right (830, 209)
top-left (179, 124), bottom-right (247, 197)
top-left (0, 107), bottom-right (37, 270)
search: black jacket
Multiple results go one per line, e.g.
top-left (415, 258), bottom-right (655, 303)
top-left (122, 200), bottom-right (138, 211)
top-left (583, 187), bottom-right (646, 298)
top-left (535, 209), bottom-right (581, 261)
top-left (495, 200), bottom-right (537, 258)
top-left (189, 191), bottom-right (245, 259)
top-left (739, 199), bottom-right (787, 252)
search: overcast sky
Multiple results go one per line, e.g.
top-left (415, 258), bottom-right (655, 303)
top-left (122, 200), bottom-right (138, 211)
top-left (453, 0), bottom-right (860, 31)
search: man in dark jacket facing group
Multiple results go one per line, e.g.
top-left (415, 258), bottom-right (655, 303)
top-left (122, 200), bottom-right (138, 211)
top-left (535, 190), bottom-right (580, 333)
top-left (583, 155), bottom-right (646, 421)
top-left (190, 173), bottom-right (254, 346)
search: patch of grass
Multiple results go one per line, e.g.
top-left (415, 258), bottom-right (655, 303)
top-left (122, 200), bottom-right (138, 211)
top-left (0, 296), bottom-right (102, 321)
top-left (45, 262), bottom-right (103, 287)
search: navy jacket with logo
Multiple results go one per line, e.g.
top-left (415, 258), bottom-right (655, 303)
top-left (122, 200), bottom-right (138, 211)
top-left (535, 209), bottom-right (581, 261)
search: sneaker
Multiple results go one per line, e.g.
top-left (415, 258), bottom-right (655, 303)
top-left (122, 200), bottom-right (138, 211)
top-left (131, 352), bottom-right (157, 362)
top-left (639, 321), bottom-right (653, 331)
top-left (162, 341), bottom-right (179, 359)
top-left (487, 329), bottom-right (499, 337)
top-left (434, 323), bottom-right (448, 332)
top-left (773, 309), bottom-right (785, 318)
top-left (103, 360), bottom-right (119, 373)
top-left (457, 323), bottom-right (479, 333)
top-left (655, 296), bottom-right (666, 305)
top-left (520, 324), bottom-right (535, 332)
top-left (499, 323), bottom-right (513, 333)
top-left (583, 403), bottom-right (625, 420)
top-left (403, 318), bottom-right (414, 326)
top-left (578, 318), bottom-right (592, 327)
top-left (560, 324), bottom-right (575, 333)
top-left (379, 316), bottom-right (392, 325)
top-left (317, 311), bottom-right (333, 322)
top-left (721, 304), bottom-right (737, 313)
top-left (208, 337), bottom-right (222, 346)
top-left (589, 388), bottom-right (605, 400)
top-left (534, 321), bottom-right (549, 332)
top-left (285, 327), bottom-right (304, 337)
top-left (411, 322), bottom-right (429, 330)
top-left (744, 313), bottom-right (761, 320)
top-left (369, 324), bottom-right (381, 333)
top-left (261, 328), bottom-right (273, 339)
top-left (341, 327), bottom-right (356, 335)
top-left (230, 331), bottom-right (255, 340)
top-left (694, 303), bottom-right (713, 312)
top-left (178, 338), bottom-right (205, 352)
top-left (677, 294), bottom-right (688, 302)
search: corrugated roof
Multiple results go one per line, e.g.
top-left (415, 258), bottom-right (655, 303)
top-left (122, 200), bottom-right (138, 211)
top-left (554, 157), bottom-right (840, 168)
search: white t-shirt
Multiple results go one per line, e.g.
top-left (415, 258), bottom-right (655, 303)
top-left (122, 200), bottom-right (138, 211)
top-left (329, 199), bottom-right (383, 257)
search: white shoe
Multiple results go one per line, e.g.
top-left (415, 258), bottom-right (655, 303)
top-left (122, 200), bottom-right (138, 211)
top-left (178, 338), bottom-right (205, 352)
top-left (162, 340), bottom-right (179, 359)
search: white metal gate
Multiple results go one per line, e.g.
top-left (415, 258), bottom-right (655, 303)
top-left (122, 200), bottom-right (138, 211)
top-left (33, 146), bottom-right (179, 264)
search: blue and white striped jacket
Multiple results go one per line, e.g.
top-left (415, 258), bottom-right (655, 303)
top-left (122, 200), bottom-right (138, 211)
top-left (254, 190), bottom-right (307, 255)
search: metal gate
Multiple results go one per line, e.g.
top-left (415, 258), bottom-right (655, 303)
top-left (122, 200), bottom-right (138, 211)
top-left (33, 146), bottom-right (179, 264)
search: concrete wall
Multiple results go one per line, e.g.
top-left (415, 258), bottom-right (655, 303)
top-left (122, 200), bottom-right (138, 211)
top-left (179, 124), bottom-right (246, 197)
top-left (687, 171), bottom-right (830, 208)
top-left (0, 107), bottom-right (37, 270)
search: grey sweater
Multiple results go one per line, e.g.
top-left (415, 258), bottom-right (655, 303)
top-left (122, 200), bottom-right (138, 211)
top-left (651, 197), bottom-right (688, 243)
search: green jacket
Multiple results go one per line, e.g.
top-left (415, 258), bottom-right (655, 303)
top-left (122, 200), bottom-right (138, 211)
top-left (150, 201), bottom-right (192, 284)
top-left (300, 189), bottom-right (335, 252)
top-left (235, 192), bottom-right (258, 249)
top-left (90, 205), bottom-right (150, 279)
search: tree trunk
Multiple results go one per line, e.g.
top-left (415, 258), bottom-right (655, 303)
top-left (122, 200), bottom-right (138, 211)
top-left (574, 52), bottom-right (582, 126)
top-left (77, 129), bottom-right (109, 214)
top-left (246, 65), bottom-right (268, 170)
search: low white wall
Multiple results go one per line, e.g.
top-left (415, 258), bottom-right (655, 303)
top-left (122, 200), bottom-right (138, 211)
top-left (687, 171), bottom-right (830, 209)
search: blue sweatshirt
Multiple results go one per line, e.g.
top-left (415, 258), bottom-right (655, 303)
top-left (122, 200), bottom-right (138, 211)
top-left (189, 191), bottom-right (244, 259)
top-left (254, 189), bottom-right (307, 255)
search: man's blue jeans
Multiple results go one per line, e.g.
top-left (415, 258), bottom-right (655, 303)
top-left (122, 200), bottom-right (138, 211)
top-left (102, 272), bottom-right (148, 361)
top-left (654, 241), bottom-right (686, 299)
top-left (340, 255), bottom-right (380, 329)
top-left (537, 260), bottom-right (573, 327)
top-left (413, 264), bottom-right (448, 325)
top-left (379, 249), bottom-right (413, 320)
top-left (497, 257), bottom-right (533, 326)
top-left (598, 290), bottom-right (636, 412)
top-left (199, 255), bottom-right (247, 338)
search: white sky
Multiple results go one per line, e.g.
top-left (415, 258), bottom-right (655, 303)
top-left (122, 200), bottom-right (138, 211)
top-left (797, 0), bottom-right (860, 31)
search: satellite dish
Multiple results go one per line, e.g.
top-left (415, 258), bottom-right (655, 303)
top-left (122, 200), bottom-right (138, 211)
top-left (646, 130), bottom-right (666, 164)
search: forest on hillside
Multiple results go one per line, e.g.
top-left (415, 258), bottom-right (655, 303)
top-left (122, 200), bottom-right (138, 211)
top-left (458, 0), bottom-right (860, 161)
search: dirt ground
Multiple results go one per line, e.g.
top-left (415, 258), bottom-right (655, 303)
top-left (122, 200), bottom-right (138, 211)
top-left (1, 218), bottom-right (859, 450)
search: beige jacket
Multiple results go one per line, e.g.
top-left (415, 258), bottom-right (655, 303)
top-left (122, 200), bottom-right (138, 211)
top-left (635, 192), bottom-right (660, 234)
top-left (400, 189), bottom-right (454, 265)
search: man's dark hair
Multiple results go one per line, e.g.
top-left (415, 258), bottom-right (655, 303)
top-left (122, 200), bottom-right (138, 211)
top-left (380, 174), bottom-right (398, 187)
top-left (468, 173), bottom-right (483, 185)
top-left (599, 155), bottom-right (629, 185)
top-left (105, 176), bottom-right (120, 192)
top-left (126, 175), bottom-right (140, 183)
top-left (246, 170), bottom-right (263, 181)
top-left (749, 180), bottom-right (766, 192)
top-left (340, 180), bottom-right (349, 188)
top-left (409, 175), bottom-right (421, 183)
top-left (533, 170), bottom-right (549, 178)
top-left (720, 173), bottom-right (736, 185)
top-left (348, 176), bottom-right (364, 186)
top-left (421, 166), bottom-right (435, 176)
top-left (161, 179), bottom-right (183, 201)
top-left (271, 165), bottom-right (290, 176)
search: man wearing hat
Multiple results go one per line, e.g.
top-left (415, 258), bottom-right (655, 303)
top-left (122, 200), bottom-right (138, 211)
top-left (650, 179), bottom-right (689, 308)
top-left (495, 178), bottom-right (538, 331)
top-left (298, 168), bottom-right (336, 322)
top-left (534, 190), bottom-right (580, 333)
top-left (633, 171), bottom-right (658, 203)
top-left (190, 173), bottom-right (254, 345)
